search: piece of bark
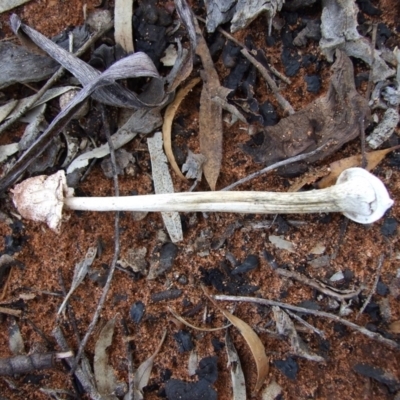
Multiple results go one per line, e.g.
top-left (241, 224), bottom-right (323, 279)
top-left (0, 352), bottom-right (71, 376)
top-left (241, 50), bottom-right (370, 165)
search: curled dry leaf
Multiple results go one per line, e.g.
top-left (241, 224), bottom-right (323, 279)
top-left (168, 307), bottom-right (231, 332)
top-left (317, 145), bottom-right (400, 189)
top-left (131, 329), bottom-right (167, 400)
top-left (0, 0), bottom-right (32, 13)
top-left (204, 287), bottom-right (269, 393)
top-left (272, 306), bottom-right (325, 363)
top-left (242, 51), bottom-right (370, 166)
top-left (58, 247), bottom-right (97, 314)
top-left (94, 317), bottom-right (119, 399)
top-left (162, 77), bottom-right (201, 180)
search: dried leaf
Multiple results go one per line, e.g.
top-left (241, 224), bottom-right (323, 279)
top-left (182, 151), bottom-right (206, 181)
top-left (204, 287), bottom-right (269, 393)
top-left (67, 109), bottom-right (162, 174)
top-left (94, 317), bottom-right (119, 399)
top-left (0, 0), bottom-right (32, 13)
top-left (148, 132), bottom-right (183, 243)
top-left (132, 329), bottom-right (167, 400)
top-left (320, 0), bottom-right (394, 82)
top-left (168, 307), bottom-right (231, 332)
top-left (58, 247), bottom-right (97, 314)
top-left (269, 235), bottom-right (296, 253)
top-left (0, 143), bottom-right (18, 163)
top-left (188, 350), bottom-right (198, 376)
top-left (0, 36), bottom-right (162, 192)
top-left (204, 0), bottom-right (236, 33)
top-left (230, 0), bottom-right (284, 35)
top-left (0, 86), bottom-right (77, 125)
top-left (225, 330), bottom-right (246, 400)
top-left (114, 0), bottom-right (134, 53)
top-left (317, 146), bottom-right (400, 189)
top-left (242, 51), bottom-right (370, 166)
top-left (272, 306), bottom-right (325, 363)
top-left (9, 318), bottom-right (25, 355)
top-left (367, 108), bottom-right (400, 149)
top-left (262, 379), bottom-right (283, 400)
top-left (162, 77), bottom-right (201, 180)
top-left (388, 321), bottom-right (400, 334)
top-left (18, 104), bottom-right (47, 152)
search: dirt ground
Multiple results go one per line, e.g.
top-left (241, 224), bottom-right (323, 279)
top-left (0, 0), bottom-right (400, 399)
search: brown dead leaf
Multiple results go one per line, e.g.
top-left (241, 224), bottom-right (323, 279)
top-left (242, 50), bottom-right (370, 166)
top-left (162, 77), bottom-right (201, 180)
top-left (388, 321), bottom-right (400, 334)
top-left (194, 18), bottom-right (224, 190)
top-left (288, 167), bottom-right (328, 192)
top-left (317, 145), bottom-right (400, 188)
top-left (203, 287), bottom-right (269, 393)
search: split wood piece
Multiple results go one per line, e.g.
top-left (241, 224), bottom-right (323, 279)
top-left (11, 168), bottom-right (393, 233)
top-left (0, 351), bottom-right (72, 376)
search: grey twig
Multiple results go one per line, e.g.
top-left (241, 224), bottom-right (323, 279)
top-left (285, 309), bottom-right (326, 338)
top-left (222, 141), bottom-right (331, 191)
top-left (72, 105), bottom-right (120, 370)
top-left (213, 294), bottom-right (400, 350)
top-left (240, 48), bottom-right (295, 115)
top-left (0, 21), bottom-right (114, 136)
top-left (275, 268), bottom-right (363, 301)
top-left (357, 254), bottom-right (385, 319)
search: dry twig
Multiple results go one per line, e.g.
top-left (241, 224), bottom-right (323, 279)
top-left (213, 294), bottom-right (400, 350)
top-left (275, 268), bottom-right (363, 301)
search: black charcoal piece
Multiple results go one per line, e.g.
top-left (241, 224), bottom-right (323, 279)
top-left (222, 41), bottom-right (241, 68)
top-left (376, 281), bottom-right (389, 296)
top-left (353, 364), bottom-right (400, 392)
top-left (196, 356), bottom-right (218, 384)
top-left (200, 267), bottom-right (225, 292)
top-left (259, 101), bottom-right (279, 126)
top-left (376, 23), bottom-right (392, 47)
top-left (305, 75), bottom-right (321, 93)
top-left (281, 47), bottom-right (301, 76)
top-left (151, 289), bottom-right (182, 303)
top-left (231, 254), bottom-right (259, 275)
top-left (356, 0), bottom-right (381, 16)
top-left (211, 338), bottom-right (225, 352)
top-left (223, 57), bottom-right (251, 90)
top-left (173, 330), bottom-right (194, 353)
top-left (301, 53), bottom-right (318, 68)
top-left (381, 217), bottom-right (397, 236)
top-left (274, 357), bottom-right (298, 380)
top-left (159, 242), bottom-right (178, 272)
top-left (165, 379), bottom-right (217, 400)
top-left (130, 301), bottom-right (145, 324)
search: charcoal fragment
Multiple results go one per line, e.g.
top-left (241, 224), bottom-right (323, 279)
top-left (160, 242), bottom-right (179, 271)
top-left (211, 338), bottom-right (225, 352)
top-left (221, 41), bottom-right (241, 68)
top-left (357, 0), bottom-right (381, 16)
top-left (165, 378), bottom-right (217, 400)
top-left (305, 75), bottom-right (321, 93)
top-left (130, 301), bottom-right (145, 324)
top-left (274, 357), bottom-right (298, 380)
top-left (259, 101), bottom-right (279, 126)
top-left (376, 281), bottom-right (389, 296)
top-left (381, 217), bottom-right (397, 236)
top-left (151, 289), bottom-right (182, 303)
top-left (281, 47), bottom-right (301, 76)
top-left (353, 363), bottom-right (400, 392)
top-left (231, 254), bottom-right (259, 275)
top-left (173, 330), bottom-right (194, 353)
top-left (196, 356), bottom-right (218, 384)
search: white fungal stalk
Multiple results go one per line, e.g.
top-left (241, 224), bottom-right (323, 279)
top-left (11, 168), bottom-right (393, 232)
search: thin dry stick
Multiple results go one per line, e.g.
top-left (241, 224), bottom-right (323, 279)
top-left (213, 294), bottom-right (400, 350)
top-left (357, 254), bottom-right (385, 319)
top-left (365, 23), bottom-right (378, 102)
top-left (73, 105), bottom-right (121, 370)
top-left (275, 268), bottom-right (363, 301)
top-left (53, 326), bottom-right (103, 400)
top-left (0, 21), bottom-right (114, 135)
top-left (241, 48), bottom-right (295, 115)
top-left (221, 141), bottom-right (331, 191)
top-left (196, 16), bottom-right (291, 84)
top-left (285, 309), bottom-right (325, 338)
